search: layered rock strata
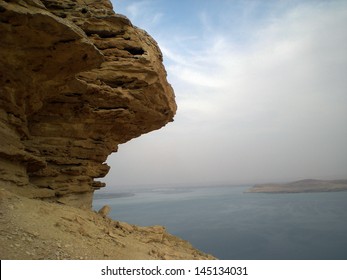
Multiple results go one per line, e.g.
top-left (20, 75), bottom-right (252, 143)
top-left (0, 0), bottom-right (176, 208)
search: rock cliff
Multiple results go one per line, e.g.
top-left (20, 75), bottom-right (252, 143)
top-left (0, 0), bottom-right (176, 209)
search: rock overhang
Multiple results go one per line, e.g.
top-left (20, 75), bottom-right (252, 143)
top-left (0, 0), bottom-right (177, 208)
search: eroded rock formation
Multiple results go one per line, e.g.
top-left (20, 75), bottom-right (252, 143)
top-left (0, 0), bottom-right (176, 208)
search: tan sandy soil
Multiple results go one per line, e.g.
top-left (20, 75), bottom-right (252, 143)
top-left (0, 188), bottom-right (215, 260)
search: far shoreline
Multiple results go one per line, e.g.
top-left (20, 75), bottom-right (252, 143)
top-left (246, 179), bottom-right (347, 194)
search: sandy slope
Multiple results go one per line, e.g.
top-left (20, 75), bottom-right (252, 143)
top-left (0, 188), bottom-right (215, 260)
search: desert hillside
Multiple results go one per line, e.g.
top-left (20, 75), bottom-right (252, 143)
top-left (0, 188), bottom-right (215, 260)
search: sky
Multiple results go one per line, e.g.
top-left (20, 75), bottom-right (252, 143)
top-left (103, 0), bottom-right (347, 189)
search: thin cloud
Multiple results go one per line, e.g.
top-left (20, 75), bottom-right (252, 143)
top-left (121, 0), bottom-right (164, 28)
top-left (106, 0), bottom-right (347, 187)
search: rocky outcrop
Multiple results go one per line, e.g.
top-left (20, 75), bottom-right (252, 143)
top-left (0, 0), bottom-right (176, 208)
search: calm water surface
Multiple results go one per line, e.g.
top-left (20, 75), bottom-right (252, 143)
top-left (93, 186), bottom-right (347, 260)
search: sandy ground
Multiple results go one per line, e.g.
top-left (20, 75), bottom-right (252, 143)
top-left (0, 188), bottom-right (215, 260)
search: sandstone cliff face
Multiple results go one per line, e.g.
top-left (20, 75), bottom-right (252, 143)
top-left (0, 0), bottom-right (176, 208)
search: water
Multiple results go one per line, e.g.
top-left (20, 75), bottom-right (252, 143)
top-left (93, 185), bottom-right (347, 260)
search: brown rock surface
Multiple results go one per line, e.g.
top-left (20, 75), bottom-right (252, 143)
top-left (0, 0), bottom-right (176, 208)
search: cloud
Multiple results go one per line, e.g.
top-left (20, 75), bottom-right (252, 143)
top-left (166, 2), bottom-right (347, 125)
top-left (106, 1), bottom-right (347, 188)
top-left (121, 0), bottom-right (164, 27)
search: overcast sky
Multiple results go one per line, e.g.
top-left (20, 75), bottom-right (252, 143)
top-left (103, 0), bottom-right (347, 189)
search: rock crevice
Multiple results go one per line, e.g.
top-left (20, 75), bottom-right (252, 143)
top-left (0, 0), bottom-right (177, 208)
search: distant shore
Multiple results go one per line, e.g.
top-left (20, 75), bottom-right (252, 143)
top-left (246, 179), bottom-right (347, 193)
top-left (93, 192), bottom-right (135, 200)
